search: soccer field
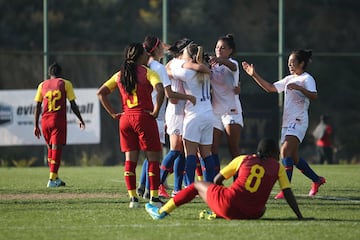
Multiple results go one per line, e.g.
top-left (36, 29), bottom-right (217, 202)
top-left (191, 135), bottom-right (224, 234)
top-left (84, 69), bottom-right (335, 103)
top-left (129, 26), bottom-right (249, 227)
top-left (0, 165), bottom-right (359, 240)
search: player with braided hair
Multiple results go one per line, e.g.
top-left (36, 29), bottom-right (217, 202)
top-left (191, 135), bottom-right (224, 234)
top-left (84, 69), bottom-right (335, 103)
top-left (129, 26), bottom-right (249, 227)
top-left (97, 43), bottom-right (165, 208)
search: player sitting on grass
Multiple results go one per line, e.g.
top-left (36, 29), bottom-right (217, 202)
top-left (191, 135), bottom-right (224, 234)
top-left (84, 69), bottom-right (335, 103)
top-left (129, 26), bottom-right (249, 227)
top-left (145, 138), bottom-right (305, 220)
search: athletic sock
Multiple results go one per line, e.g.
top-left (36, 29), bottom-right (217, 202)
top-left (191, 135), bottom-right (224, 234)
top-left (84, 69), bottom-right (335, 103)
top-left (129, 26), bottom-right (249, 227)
top-left (195, 156), bottom-right (203, 181)
top-left (148, 160), bottom-right (160, 198)
top-left (124, 160), bottom-right (137, 194)
top-left (296, 158), bottom-right (320, 182)
top-left (51, 147), bottom-right (62, 174)
top-left (160, 199), bottom-right (177, 214)
top-left (172, 183), bottom-right (198, 206)
top-left (173, 153), bottom-right (185, 192)
top-left (282, 157), bottom-right (294, 182)
top-left (49, 172), bottom-right (58, 181)
top-left (184, 155), bottom-right (197, 185)
top-left (139, 159), bottom-right (148, 187)
top-left (212, 153), bottom-right (220, 175)
top-left (160, 150), bottom-right (180, 184)
top-left (201, 155), bottom-right (215, 182)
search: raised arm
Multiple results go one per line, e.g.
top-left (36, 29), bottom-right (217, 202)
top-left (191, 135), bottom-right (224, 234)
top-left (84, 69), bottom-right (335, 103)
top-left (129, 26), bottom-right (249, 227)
top-left (241, 61), bottom-right (277, 93)
top-left (183, 62), bottom-right (211, 74)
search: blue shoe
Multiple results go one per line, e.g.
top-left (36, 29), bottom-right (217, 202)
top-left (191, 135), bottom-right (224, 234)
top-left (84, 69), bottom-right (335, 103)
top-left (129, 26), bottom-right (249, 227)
top-left (145, 203), bottom-right (167, 220)
top-left (55, 178), bottom-right (66, 187)
top-left (47, 180), bottom-right (58, 188)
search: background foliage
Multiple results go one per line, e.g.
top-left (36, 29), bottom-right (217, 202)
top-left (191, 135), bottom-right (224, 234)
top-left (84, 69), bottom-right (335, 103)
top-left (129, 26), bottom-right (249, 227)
top-left (1, 0), bottom-right (359, 165)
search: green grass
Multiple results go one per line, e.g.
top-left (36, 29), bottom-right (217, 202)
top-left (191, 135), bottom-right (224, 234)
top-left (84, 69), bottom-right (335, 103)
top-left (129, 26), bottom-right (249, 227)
top-left (1, 165), bottom-right (359, 240)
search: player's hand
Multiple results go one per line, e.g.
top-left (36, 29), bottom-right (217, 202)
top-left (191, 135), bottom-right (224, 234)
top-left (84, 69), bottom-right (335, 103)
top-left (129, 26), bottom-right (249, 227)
top-left (241, 61), bottom-right (255, 76)
top-left (187, 95), bottom-right (196, 105)
top-left (34, 127), bottom-right (41, 139)
top-left (79, 121), bottom-right (86, 129)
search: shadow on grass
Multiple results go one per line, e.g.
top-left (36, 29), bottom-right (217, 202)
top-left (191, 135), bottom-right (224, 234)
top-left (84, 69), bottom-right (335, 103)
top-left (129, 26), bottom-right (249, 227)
top-left (260, 217), bottom-right (360, 222)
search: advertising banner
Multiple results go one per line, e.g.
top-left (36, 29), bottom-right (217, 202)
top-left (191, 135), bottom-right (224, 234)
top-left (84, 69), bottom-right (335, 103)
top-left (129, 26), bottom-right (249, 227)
top-left (0, 89), bottom-right (100, 146)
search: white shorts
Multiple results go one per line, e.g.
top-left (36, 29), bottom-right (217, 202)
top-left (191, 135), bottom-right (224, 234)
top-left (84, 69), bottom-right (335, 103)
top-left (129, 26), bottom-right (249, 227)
top-left (280, 121), bottom-right (308, 144)
top-left (183, 113), bottom-right (213, 145)
top-left (213, 112), bottom-right (244, 131)
top-left (165, 112), bottom-right (184, 136)
top-left (156, 119), bottom-right (166, 144)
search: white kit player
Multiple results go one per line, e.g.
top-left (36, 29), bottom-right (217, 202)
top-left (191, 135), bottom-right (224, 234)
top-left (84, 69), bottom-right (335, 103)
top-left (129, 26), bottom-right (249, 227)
top-left (209, 34), bottom-right (244, 176)
top-left (171, 43), bottom-right (215, 184)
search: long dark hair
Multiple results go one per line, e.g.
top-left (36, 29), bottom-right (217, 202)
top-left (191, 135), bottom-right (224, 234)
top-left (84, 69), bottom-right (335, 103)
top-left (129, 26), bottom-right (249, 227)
top-left (218, 34), bottom-right (236, 56)
top-left (143, 35), bottom-right (160, 56)
top-left (121, 43), bottom-right (145, 94)
top-left (291, 49), bottom-right (312, 70)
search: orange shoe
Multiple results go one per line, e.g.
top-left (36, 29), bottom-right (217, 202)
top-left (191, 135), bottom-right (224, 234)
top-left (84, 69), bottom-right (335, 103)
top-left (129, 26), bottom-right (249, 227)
top-left (274, 191), bottom-right (284, 199)
top-left (309, 177), bottom-right (326, 196)
top-left (159, 184), bottom-right (170, 198)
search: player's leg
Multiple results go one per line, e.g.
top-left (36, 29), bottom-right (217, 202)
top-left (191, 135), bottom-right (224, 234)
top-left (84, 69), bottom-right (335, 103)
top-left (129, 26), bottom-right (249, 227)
top-left (137, 159), bottom-right (148, 198)
top-left (145, 182), bottom-right (201, 219)
top-left (183, 139), bottom-right (199, 185)
top-left (199, 145), bottom-right (215, 182)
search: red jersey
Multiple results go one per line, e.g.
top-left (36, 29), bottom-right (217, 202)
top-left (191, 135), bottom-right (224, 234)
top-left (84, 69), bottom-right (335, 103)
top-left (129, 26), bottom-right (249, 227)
top-left (34, 78), bottom-right (76, 145)
top-left (34, 78), bottom-right (76, 120)
top-left (103, 66), bottom-right (162, 152)
top-left (207, 154), bottom-right (289, 219)
top-left (316, 125), bottom-right (333, 147)
top-left (104, 65), bottom-right (161, 112)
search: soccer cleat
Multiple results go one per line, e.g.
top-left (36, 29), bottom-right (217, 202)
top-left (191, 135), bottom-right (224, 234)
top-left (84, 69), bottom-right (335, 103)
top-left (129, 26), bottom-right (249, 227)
top-left (137, 185), bottom-right (145, 198)
top-left (159, 184), bottom-right (170, 198)
top-left (171, 190), bottom-right (180, 198)
top-left (47, 180), bottom-right (58, 188)
top-left (143, 189), bottom-right (150, 199)
top-left (129, 197), bottom-right (140, 208)
top-left (274, 191), bottom-right (284, 199)
top-left (145, 203), bottom-right (168, 220)
top-left (149, 196), bottom-right (164, 208)
top-left (199, 210), bottom-right (217, 220)
top-left (309, 177), bottom-right (326, 196)
top-left (55, 178), bottom-right (66, 187)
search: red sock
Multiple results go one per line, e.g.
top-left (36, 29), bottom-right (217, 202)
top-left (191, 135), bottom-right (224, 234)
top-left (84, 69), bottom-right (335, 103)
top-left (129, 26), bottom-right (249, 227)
top-left (173, 183), bottom-right (198, 206)
top-left (124, 160), bottom-right (137, 191)
top-left (148, 161), bottom-right (160, 191)
top-left (52, 148), bottom-right (62, 173)
top-left (196, 156), bottom-right (203, 177)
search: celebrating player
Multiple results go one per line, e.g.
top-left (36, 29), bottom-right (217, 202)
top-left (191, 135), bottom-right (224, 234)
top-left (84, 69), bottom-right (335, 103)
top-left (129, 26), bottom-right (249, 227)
top-left (242, 49), bottom-right (326, 198)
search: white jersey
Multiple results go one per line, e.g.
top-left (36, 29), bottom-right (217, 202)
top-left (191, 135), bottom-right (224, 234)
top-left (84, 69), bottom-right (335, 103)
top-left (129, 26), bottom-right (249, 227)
top-left (211, 58), bottom-right (242, 115)
top-left (171, 61), bottom-right (213, 144)
top-left (171, 64), bottom-right (212, 116)
top-left (148, 59), bottom-right (169, 121)
top-left (165, 58), bottom-right (186, 135)
top-left (274, 72), bottom-right (317, 128)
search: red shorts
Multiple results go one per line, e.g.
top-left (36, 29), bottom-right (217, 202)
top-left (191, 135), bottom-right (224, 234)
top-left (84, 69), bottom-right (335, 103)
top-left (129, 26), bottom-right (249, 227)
top-left (206, 184), bottom-right (265, 220)
top-left (119, 112), bottom-right (161, 152)
top-left (41, 115), bottom-right (67, 145)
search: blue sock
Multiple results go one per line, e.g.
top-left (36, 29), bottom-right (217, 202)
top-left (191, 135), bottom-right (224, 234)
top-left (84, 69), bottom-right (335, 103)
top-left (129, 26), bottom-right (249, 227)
top-left (212, 154), bottom-right (220, 175)
top-left (296, 158), bottom-right (319, 182)
top-left (139, 159), bottom-right (148, 186)
top-left (160, 150), bottom-right (180, 184)
top-left (173, 153), bottom-right (185, 191)
top-left (184, 155), bottom-right (197, 185)
top-left (201, 155), bottom-right (215, 182)
top-left (282, 157), bottom-right (294, 182)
